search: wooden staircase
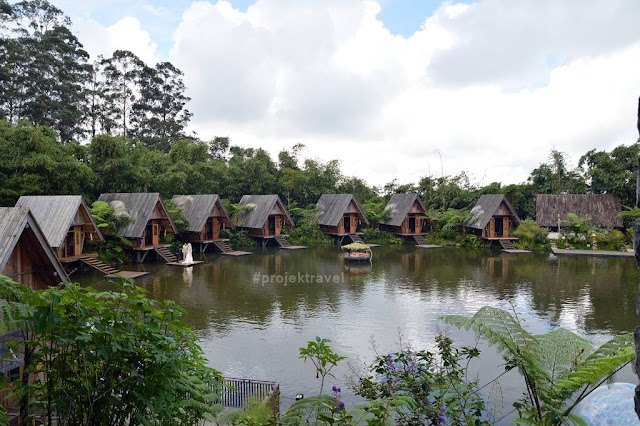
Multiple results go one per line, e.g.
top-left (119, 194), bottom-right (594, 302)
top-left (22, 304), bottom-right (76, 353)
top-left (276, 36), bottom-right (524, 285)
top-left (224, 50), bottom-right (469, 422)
top-left (78, 254), bottom-right (120, 276)
top-left (349, 234), bottom-right (364, 244)
top-left (274, 235), bottom-right (292, 248)
top-left (499, 240), bottom-right (516, 250)
top-left (154, 246), bottom-right (178, 263)
top-left (213, 240), bottom-right (233, 254)
top-left (413, 235), bottom-right (427, 245)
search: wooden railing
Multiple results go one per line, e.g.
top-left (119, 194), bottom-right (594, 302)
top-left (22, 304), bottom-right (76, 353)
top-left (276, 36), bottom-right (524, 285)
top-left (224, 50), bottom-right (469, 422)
top-left (218, 377), bottom-right (280, 418)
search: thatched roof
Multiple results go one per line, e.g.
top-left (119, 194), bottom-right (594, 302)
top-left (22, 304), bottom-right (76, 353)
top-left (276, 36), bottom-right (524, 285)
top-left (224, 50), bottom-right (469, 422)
top-left (0, 207), bottom-right (67, 282)
top-left (97, 193), bottom-right (178, 238)
top-left (232, 195), bottom-right (294, 229)
top-left (466, 194), bottom-right (520, 230)
top-left (316, 194), bottom-right (369, 227)
top-left (383, 193), bottom-right (427, 226)
top-left (171, 194), bottom-right (232, 233)
top-left (535, 194), bottom-right (623, 228)
top-left (15, 195), bottom-right (104, 248)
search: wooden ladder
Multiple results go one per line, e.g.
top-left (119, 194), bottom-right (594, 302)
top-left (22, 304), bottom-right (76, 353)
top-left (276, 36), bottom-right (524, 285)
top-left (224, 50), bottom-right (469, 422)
top-left (78, 254), bottom-right (120, 276)
top-left (499, 240), bottom-right (516, 250)
top-left (274, 235), bottom-right (292, 248)
top-left (413, 235), bottom-right (427, 245)
top-left (213, 240), bottom-right (233, 254)
top-left (349, 234), bottom-right (364, 244)
top-left (154, 246), bottom-right (178, 263)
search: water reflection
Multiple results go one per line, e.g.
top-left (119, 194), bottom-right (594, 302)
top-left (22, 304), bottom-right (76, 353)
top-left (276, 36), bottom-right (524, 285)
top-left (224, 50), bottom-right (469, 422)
top-left (79, 246), bottom-right (638, 418)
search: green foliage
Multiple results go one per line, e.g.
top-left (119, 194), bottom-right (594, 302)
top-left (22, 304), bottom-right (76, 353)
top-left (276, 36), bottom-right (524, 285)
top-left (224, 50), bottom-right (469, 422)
top-left (228, 229), bottom-right (257, 249)
top-left (88, 200), bottom-right (133, 264)
top-left (0, 276), bottom-right (222, 425)
top-left (164, 198), bottom-right (189, 232)
top-left (361, 228), bottom-right (402, 245)
top-left (287, 205), bottom-right (332, 245)
top-left (361, 198), bottom-right (390, 227)
top-left (429, 208), bottom-right (469, 240)
top-left (299, 337), bottom-right (346, 395)
top-left (512, 219), bottom-right (548, 249)
top-left (442, 306), bottom-right (634, 424)
top-left (215, 396), bottom-right (275, 425)
top-left (618, 205), bottom-right (640, 229)
top-left (356, 335), bottom-right (487, 425)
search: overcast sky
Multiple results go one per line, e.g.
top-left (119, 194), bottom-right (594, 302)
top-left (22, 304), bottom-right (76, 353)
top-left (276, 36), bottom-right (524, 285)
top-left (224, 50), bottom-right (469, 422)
top-left (51, 0), bottom-right (640, 187)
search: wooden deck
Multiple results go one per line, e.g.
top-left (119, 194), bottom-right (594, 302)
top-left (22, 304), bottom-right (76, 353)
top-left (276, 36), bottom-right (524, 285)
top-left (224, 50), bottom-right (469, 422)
top-left (551, 247), bottom-right (634, 258)
top-left (105, 271), bottom-right (149, 279)
top-left (166, 260), bottom-right (205, 267)
top-left (223, 251), bottom-right (252, 256)
top-left (416, 244), bottom-right (443, 249)
top-left (280, 246), bottom-right (307, 250)
top-left (132, 244), bottom-right (170, 251)
top-left (502, 249), bottom-right (531, 254)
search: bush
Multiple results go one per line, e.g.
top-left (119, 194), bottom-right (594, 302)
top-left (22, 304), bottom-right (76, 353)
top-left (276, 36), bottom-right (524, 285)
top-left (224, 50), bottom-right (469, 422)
top-left (512, 219), bottom-right (548, 249)
top-left (361, 228), bottom-right (402, 245)
top-left (287, 205), bottom-right (332, 245)
top-left (228, 229), bottom-right (257, 249)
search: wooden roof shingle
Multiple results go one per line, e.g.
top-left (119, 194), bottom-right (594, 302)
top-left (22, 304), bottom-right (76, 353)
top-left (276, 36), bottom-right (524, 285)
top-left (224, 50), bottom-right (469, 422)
top-left (15, 195), bottom-right (104, 248)
top-left (535, 194), bottom-right (623, 228)
top-left (316, 194), bottom-right (369, 227)
top-left (384, 193), bottom-right (427, 227)
top-left (232, 195), bottom-right (294, 229)
top-left (466, 194), bottom-right (520, 230)
top-left (0, 207), bottom-right (68, 282)
top-left (171, 194), bottom-right (232, 233)
top-left (97, 193), bottom-right (178, 238)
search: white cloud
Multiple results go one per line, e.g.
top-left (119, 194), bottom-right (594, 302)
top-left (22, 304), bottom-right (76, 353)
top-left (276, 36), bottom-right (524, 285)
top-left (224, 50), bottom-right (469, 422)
top-left (70, 0), bottom-right (640, 187)
top-left (74, 16), bottom-right (159, 64)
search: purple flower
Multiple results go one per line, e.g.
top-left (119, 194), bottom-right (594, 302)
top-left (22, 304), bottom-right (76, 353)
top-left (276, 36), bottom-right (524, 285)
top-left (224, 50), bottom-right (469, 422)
top-left (338, 402), bottom-right (345, 409)
top-left (337, 387), bottom-right (341, 393)
top-left (332, 396), bottom-right (338, 403)
top-left (332, 385), bottom-right (338, 392)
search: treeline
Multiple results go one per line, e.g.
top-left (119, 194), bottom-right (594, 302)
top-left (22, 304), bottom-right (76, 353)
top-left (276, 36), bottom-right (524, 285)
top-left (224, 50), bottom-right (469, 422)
top-left (1, 120), bottom-right (638, 221)
top-left (0, 0), bottom-right (190, 150)
top-left (1, 0), bottom-right (638, 220)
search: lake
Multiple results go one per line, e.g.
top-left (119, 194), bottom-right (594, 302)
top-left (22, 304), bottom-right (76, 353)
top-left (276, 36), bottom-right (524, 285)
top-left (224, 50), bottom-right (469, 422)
top-left (77, 246), bottom-right (639, 421)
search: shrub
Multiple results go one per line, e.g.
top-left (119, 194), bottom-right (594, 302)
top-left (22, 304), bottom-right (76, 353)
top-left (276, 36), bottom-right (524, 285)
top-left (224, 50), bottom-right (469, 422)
top-left (512, 219), bottom-right (548, 249)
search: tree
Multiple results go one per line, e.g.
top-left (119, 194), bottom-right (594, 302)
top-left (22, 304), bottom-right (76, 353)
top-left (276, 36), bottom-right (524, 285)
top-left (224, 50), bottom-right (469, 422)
top-left (100, 50), bottom-right (144, 137)
top-left (443, 306), bottom-right (634, 425)
top-left (131, 62), bottom-right (192, 151)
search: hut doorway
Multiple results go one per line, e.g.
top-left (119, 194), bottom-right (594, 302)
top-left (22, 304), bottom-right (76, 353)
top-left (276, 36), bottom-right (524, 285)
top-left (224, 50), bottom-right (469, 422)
top-left (408, 216), bottom-right (416, 233)
top-left (145, 223), bottom-right (153, 246)
top-left (268, 216), bottom-right (276, 236)
top-left (343, 216), bottom-right (351, 233)
top-left (494, 217), bottom-right (504, 237)
top-left (65, 231), bottom-right (75, 257)
top-left (152, 223), bottom-right (159, 246)
top-left (206, 218), bottom-right (213, 240)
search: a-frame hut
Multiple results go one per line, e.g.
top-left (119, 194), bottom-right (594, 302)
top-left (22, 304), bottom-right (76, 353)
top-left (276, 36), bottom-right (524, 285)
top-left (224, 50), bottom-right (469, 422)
top-left (466, 194), bottom-right (520, 240)
top-left (380, 193), bottom-right (429, 242)
top-left (15, 195), bottom-right (104, 263)
top-left (316, 194), bottom-right (369, 244)
top-left (97, 193), bottom-right (179, 262)
top-left (232, 195), bottom-right (303, 249)
top-left (535, 194), bottom-right (622, 230)
top-left (172, 194), bottom-right (250, 256)
top-left (0, 207), bottom-right (68, 290)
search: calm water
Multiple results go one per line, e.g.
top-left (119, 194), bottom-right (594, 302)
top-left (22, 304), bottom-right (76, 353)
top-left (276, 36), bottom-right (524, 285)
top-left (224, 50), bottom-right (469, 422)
top-left (78, 246), bottom-right (639, 420)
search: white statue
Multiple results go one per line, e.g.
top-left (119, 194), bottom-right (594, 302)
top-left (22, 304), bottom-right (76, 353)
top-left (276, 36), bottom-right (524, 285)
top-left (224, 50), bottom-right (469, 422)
top-left (184, 243), bottom-right (194, 264)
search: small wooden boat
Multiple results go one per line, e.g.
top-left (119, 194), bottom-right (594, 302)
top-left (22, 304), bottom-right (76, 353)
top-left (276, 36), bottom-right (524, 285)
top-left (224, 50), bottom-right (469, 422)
top-left (342, 242), bottom-right (372, 262)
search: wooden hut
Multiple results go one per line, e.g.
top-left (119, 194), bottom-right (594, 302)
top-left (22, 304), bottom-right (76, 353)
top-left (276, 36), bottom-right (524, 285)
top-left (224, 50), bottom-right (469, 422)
top-left (171, 194), bottom-right (249, 256)
top-left (232, 195), bottom-right (303, 248)
top-left (316, 194), bottom-right (369, 244)
top-left (97, 193), bottom-right (179, 262)
top-left (535, 194), bottom-right (622, 230)
top-left (15, 195), bottom-right (104, 263)
top-left (466, 194), bottom-right (520, 240)
top-left (380, 193), bottom-right (429, 243)
top-left (0, 207), bottom-right (67, 289)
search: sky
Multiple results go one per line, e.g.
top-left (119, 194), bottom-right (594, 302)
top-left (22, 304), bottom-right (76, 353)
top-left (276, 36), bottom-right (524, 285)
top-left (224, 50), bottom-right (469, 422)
top-left (49, 0), bottom-right (640, 187)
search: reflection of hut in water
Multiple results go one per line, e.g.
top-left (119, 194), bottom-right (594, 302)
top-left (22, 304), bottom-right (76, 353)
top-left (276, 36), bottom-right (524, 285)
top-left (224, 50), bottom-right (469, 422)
top-left (484, 256), bottom-right (511, 279)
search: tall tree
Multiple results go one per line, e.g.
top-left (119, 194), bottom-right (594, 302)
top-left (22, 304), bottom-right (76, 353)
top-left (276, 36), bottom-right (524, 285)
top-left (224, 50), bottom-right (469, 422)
top-left (101, 50), bottom-right (144, 138)
top-left (131, 62), bottom-right (192, 151)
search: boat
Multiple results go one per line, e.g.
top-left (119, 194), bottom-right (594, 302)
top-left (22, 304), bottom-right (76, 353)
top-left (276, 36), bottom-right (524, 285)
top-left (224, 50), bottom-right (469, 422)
top-left (342, 242), bottom-right (372, 262)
